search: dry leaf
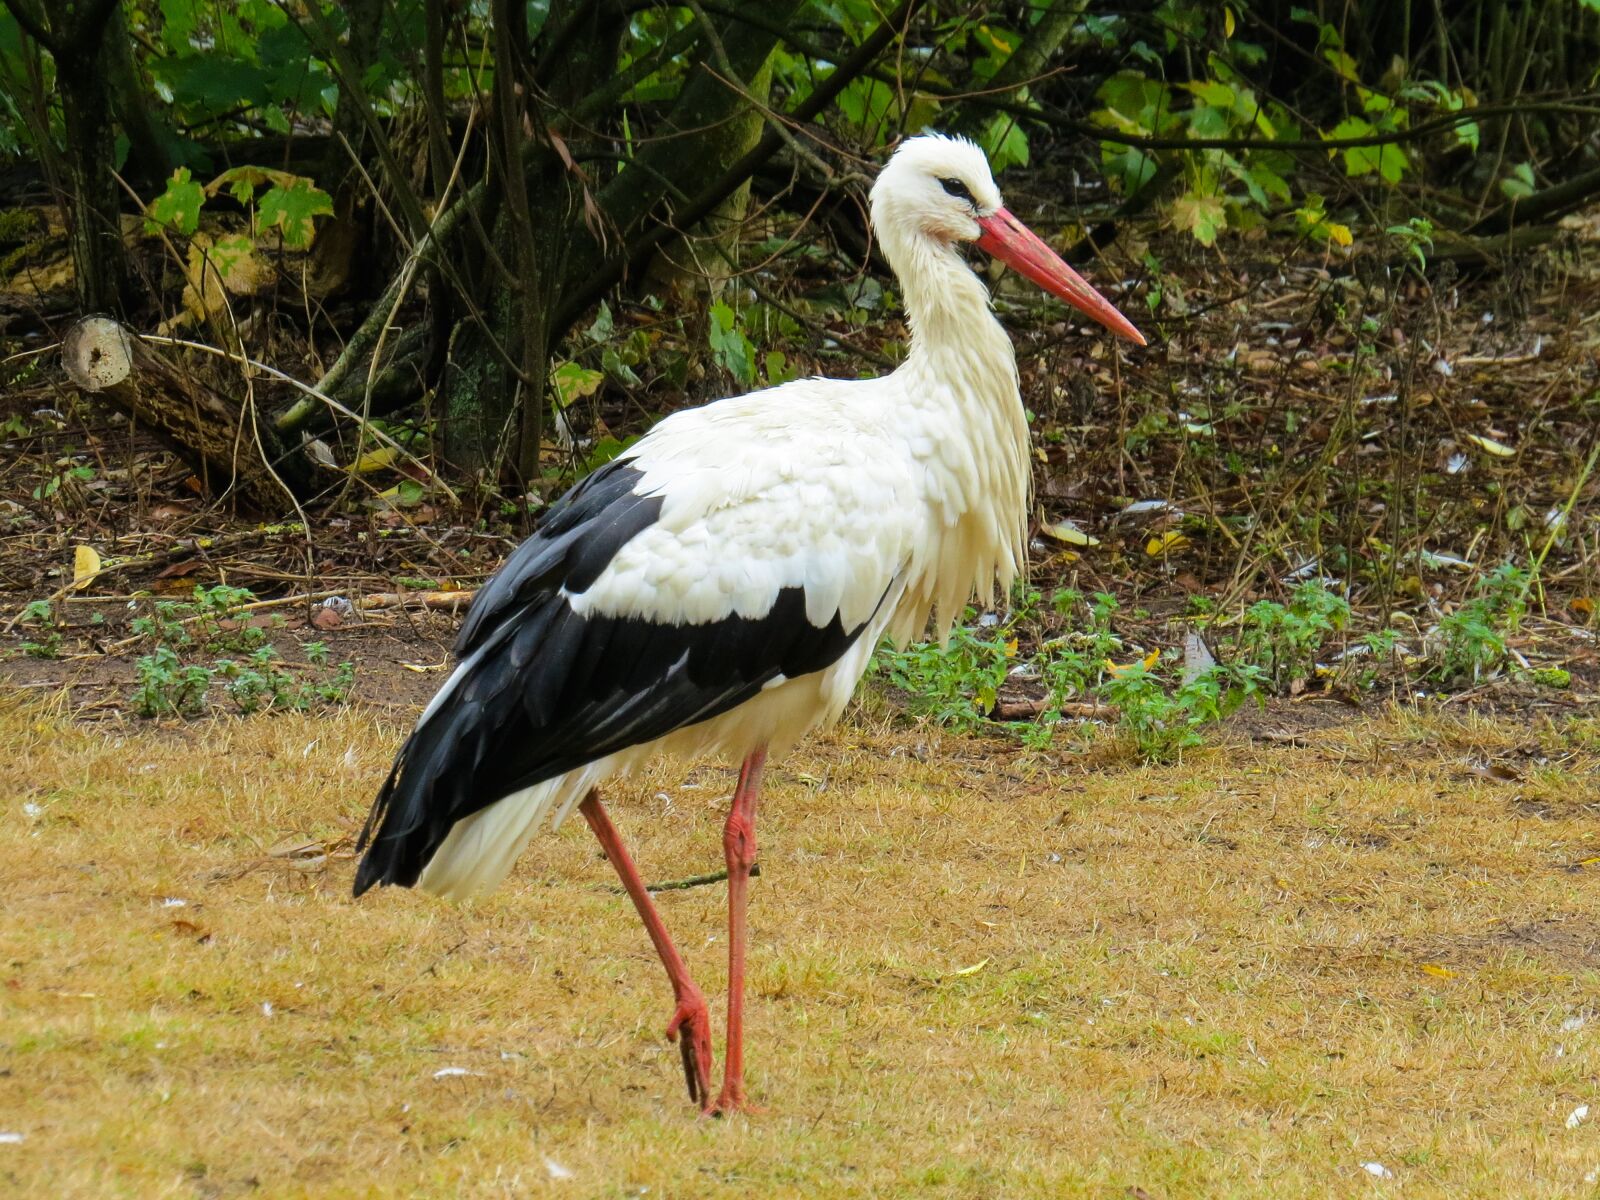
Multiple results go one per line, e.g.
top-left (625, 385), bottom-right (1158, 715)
top-left (1040, 519), bottom-right (1099, 547)
top-left (1463, 432), bottom-right (1515, 458)
top-left (71, 544), bottom-right (101, 590)
top-left (1146, 531), bottom-right (1191, 556)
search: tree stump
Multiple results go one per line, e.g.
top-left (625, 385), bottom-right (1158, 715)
top-left (60, 317), bottom-right (312, 510)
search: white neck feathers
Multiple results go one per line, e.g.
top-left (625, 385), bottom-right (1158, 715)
top-left (876, 224), bottom-right (1032, 641)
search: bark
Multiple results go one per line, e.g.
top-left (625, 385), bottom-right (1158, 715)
top-left (439, 0), bottom-right (628, 476)
top-left (1, 0), bottom-right (132, 310)
top-left (61, 317), bottom-right (313, 510)
top-left (102, 2), bottom-right (173, 182)
top-left (950, 0), bottom-right (1088, 139)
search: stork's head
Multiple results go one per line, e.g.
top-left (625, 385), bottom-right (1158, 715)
top-left (871, 133), bottom-right (1146, 346)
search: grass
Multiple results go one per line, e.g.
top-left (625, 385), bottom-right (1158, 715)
top-left (3, 699), bottom-right (1599, 1197)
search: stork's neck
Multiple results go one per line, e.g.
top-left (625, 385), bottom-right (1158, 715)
top-left (884, 230), bottom-right (1015, 377)
top-left (879, 225), bottom-right (1033, 630)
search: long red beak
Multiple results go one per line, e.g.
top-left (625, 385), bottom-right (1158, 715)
top-left (976, 207), bottom-right (1146, 346)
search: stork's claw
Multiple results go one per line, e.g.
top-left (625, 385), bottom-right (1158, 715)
top-left (665, 987), bottom-right (713, 1108)
top-left (707, 1086), bottom-right (764, 1118)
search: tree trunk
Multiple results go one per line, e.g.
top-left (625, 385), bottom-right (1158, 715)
top-left (103, 2), bottom-right (173, 183)
top-left (55, 30), bottom-right (128, 312)
top-left (61, 317), bottom-right (314, 509)
top-left (439, 0), bottom-right (628, 477)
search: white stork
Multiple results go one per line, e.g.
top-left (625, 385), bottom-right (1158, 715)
top-left (353, 133), bottom-right (1144, 1115)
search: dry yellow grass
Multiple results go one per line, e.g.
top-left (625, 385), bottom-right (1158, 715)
top-left (3, 698), bottom-right (1599, 1198)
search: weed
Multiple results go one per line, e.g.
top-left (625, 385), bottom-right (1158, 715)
top-left (1102, 660), bottom-right (1265, 761)
top-left (18, 599), bottom-right (61, 657)
top-left (1235, 580), bottom-right (1350, 692)
top-left (1427, 563), bottom-right (1528, 683)
top-left (132, 647), bottom-right (213, 717)
top-left (125, 586), bottom-right (354, 718)
top-left (878, 613), bottom-right (1013, 731)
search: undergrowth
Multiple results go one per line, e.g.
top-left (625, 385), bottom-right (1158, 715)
top-left (126, 585), bottom-right (354, 718)
top-left (876, 565), bottom-right (1552, 761)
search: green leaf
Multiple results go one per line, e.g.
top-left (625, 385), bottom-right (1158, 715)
top-left (707, 301), bottom-right (756, 387)
top-left (1171, 193), bottom-right (1226, 246)
top-left (978, 113), bottom-right (1029, 173)
top-left (1499, 162), bottom-right (1536, 201)
top-left (551, 363), bottom-right (604, 409)
top-left (146, 167), bottom-right (206, 236)
top-left (255, 176), bottom-right (333, 248)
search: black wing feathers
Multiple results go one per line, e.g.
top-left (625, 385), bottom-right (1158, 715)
top-left (352, 461), bottom-right (870, 896)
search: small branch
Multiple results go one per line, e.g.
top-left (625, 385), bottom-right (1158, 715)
top-left (1469, 162), bottom-right (1600, 234)
top-left (554, 0), bottom-right (923, 330)
top-left (360, 590), bottom-right (477, 611)
top-left (607, 864), bottom-right (761, 895)
top-left (991, 698), bottom-right (1115, 721)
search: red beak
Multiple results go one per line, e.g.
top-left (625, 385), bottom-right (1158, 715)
top-left (976, 207), bottom-right (1146, 346)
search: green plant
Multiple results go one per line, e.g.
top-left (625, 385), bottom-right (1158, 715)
top-left (1427, 563), bottom-right (1529, 684)
top-left (132, 647), bottom-right (213, 718)
top-left (16, 598), bottom-right (60, 656)
top-left (1099, 659), bottom-right (1263, 762)
top-left (32, 459), bottom-right (95, 503)
top-left (1235, 580), bottom-right (1350, 692)
top-left (214, 645), bottom-right (352, 714)
top-left (877, 611), bottom-right (1014, 731)
top-left (131, 600), bottom-right (194, 648)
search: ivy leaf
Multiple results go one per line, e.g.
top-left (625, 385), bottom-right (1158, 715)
top-left (146, 167), bottom-right (206, 236)
top-left (256, 176), bottom-right (333, 248)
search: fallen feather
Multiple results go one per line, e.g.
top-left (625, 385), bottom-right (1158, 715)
top-left (1361, 1162), bottom-right (1394, 1179)
top-left (544, 1157), bottom-right (575, 1181)
top-left (433, 1066), bottom-right (473, 1079)
top-left (1567, 1104), bottom-right (1589, 1130)
top-left (161, 897), bottom-right (187, 908)
top-left (1119, 498), bottom-right (1177, 518)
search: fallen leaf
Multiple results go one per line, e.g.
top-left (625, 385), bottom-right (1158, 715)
top-left (311, 606), bottom-right (344, 630)
top-left (1463, 432), bottom-right (1515, 458)
top-left (1146, 531), bottom-right (1191, 556)
top-left (1106, 650), bottom-right (1161, 676)
top-left (951, 959), bottom-right (990, 977)
top-left (1420, 963), bottom-right (1457, 979)
top-left (1041, 518), bottom-right (1099, 547)
top-left (72, 544), bottom-right (101, 589)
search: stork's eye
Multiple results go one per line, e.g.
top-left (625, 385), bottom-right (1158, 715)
top-left (939, 176), bottom-right (975, 204)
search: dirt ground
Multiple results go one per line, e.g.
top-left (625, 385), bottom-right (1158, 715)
top-left (3, 693), bottom-right (1599, 1198)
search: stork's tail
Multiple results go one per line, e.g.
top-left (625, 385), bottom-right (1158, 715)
top-left (352, 688), bottom-right (604, 902)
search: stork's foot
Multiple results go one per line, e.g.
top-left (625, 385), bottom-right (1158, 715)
top-left (707, 1084), bottom-right (764, 1118)
top-left (665, 987), bottom-right (714, 1108)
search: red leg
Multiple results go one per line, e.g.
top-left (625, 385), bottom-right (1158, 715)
top-left (579, 789), bottom-right (714, 1110)
top-left (712, 748), bottom-right (767, 1115)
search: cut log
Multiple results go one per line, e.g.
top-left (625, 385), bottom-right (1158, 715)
top-left (60, 316), bottom-right (313, 510)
